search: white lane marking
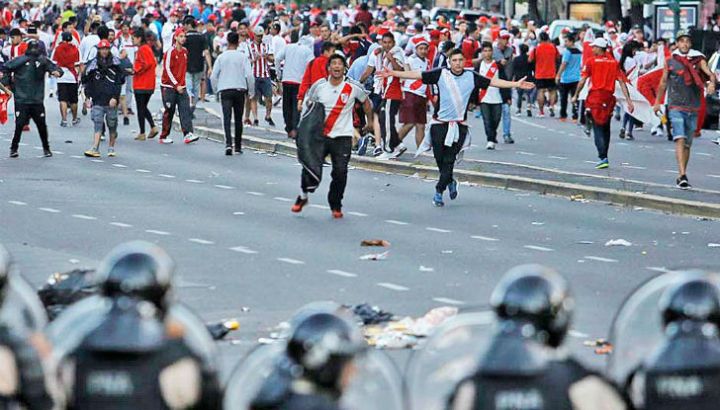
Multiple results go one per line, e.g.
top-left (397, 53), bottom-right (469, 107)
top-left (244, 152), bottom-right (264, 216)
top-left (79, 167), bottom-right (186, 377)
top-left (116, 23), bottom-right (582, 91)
top-left (70, 155), bottom-right (84, 159)
top-left (568, 329), bottom-right (590, 338)
top-left (229, 246), bottom-right (258, 254)
top-left (621, 165), bottom-right (647, 170)
top-left (214, 184), bottom-right (234, 189)
top-left (188, 238), bottom-right (214, 245)
top-left (91, 159), bottom-right (104, 163)
top-left (233, 211), bottom-right (245, 215)
top-left (185, 179), bottom-right (204, 183)
top-left (109, 222), bottom-right (132, 228)
top-left (112, 164), bottom-right (128, 168)
top-left (145, 229), bottom-right (170, 236)
top-left (310, 204), bottom-right (330, 209)
top-left (18, 142), bottom-right (27, 146)
top-left (273, 196), bottom-right (293, 202)
top-left (327, 269), bottom-right (358, 278)
top-left (583, 160), bottom-right (597, 164)
top-left (8, 200), bottom-right (27, 205)
top-left (385, 219), bottom-right (409, 225)
top-left (708, 174), bottom-right (720, 179)
top-left (158, 174), bottom-right (176, 179)
top-left (517, 151), bottom-right (536, 156)
top-left (472, 235), bottom-right (500, 241)
top-left (585, 256), bottom-right (618, 263)
top-left (377, 282), bottom-right (410, 291)
top-left (136, 169), bottom-right (152, 173)
top-left (646, 266), bottom-right (670, 273)
top-left (347, 211), bottom-right (368, 217)
top-left (432, 297), bottom-right (465, 305)
top-left (524, 245), bottom-right (555, 252)
top-left (246, 191), bottom-right (265, 196)
top-left (696, 152), bottom-right (712, 157)
top-left (54, 151), bottom-right (64, 154)
top-left (33, 146), bottom-right (42, 150)
top-left (38, 207), bottom-right (61, 213)
top-left (426, 227), bottom-right (452, 233)
top-left (665, 170), bottom-right (679, 174)
top-left (277, 257), bottom-right (305, 265)
top-left (548, 155), bottom-right (568, 160)
top-left (72, 214), bottom-right (97, 220)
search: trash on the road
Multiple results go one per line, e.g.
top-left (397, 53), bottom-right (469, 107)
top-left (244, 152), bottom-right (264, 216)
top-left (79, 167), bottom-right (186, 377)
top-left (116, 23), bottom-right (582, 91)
top-left (577, 241), bottom-right (594, 245)
top-left (605, 239), bottom-right (632, 247)
top-left (364, 306), bottom-right (458, 349)
top-left (38, 269), bottom-right (98, 320)
top-left (360, 239), bottom-right (391, 247)
top-left (366, 329), bottom-right (418, 349)
top-left (206, 319), bottom-right (240, 340)
top-left (419, 266), bottom-right (435, 272)
top-left (709, 243), bottom-right (720, 248)
top-left (570, 194), bottom-right (589, 203)
top-left (359, 251), bottom-right (389, 261)
top-left (240, 306), bottom-right (251, 312)
top-left (64, 140), bottom-right (72, 144)
top-left (584, 338), bottom-right (613, 355)
top-left (347, 303), bottom-right (395, 325)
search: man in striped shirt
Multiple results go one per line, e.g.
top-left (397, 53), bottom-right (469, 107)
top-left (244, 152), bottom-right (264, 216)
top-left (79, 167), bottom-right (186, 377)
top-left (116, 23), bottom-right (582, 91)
top-left (248, 25), bottom-right (274, 127)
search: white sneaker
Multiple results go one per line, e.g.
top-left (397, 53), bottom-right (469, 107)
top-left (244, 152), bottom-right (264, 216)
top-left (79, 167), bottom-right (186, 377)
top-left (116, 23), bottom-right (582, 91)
top-left (159, 138), bottom-right (174, 144)
top-left (712, 138), bottom-right (720, 146)
top-left (391, 143), bottom-right (407, 159)
top-left (486, 141), bottom-right (496, 150)
top-left (184, 133), bottom-right (199, 144)
top-left (375, 151), bottom-right (395, 160)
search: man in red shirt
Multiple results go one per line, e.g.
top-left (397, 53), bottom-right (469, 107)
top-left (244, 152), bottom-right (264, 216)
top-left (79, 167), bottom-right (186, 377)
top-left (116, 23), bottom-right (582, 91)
top-left (572, 38), bottom-right (633, 170)
top-left (461, 23), bottom-right (479, 68)
top-left (159, 29), bottom-right (197, 144)
top-left (297, 42), bottom-right (336, 108)
top-left (529, 32), bottom-right (559, 117)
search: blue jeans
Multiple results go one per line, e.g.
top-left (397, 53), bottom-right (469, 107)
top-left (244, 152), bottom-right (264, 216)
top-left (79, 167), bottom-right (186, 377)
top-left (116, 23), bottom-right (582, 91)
top-left (502, 103), bottom-right (511, 136)
top-left (668, 109), bottom-right (698, 148)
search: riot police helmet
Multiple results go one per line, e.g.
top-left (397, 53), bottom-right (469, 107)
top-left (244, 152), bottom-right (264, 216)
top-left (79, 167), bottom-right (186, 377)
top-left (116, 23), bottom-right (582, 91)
top-left (490, 264), bottom-right (573, 347)
top-left (286, 312), bottom-right (366, 393)
top-left (95, 241), bottom-right (174, 312)
top-left (660, 277), bottom-right (720, 328)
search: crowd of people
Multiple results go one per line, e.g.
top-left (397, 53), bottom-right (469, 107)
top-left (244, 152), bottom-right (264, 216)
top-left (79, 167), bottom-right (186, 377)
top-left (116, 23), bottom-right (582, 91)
top-left (2, 241), bottom-right (720, 409)
top-left (0, 1), bottom-right (717, 205)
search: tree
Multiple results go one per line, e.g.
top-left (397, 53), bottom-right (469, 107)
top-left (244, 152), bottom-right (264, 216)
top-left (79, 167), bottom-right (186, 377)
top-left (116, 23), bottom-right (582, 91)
top-left (528, 0), bottom-right (541, 22)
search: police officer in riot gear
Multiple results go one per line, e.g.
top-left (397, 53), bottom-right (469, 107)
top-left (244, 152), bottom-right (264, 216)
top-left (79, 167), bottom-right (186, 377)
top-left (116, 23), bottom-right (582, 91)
top-left (627, 277), bottom-right (720, 409)
top-left (0, 245), bottom-right (54, 409)
top-left (448, 264), bottom-right (626, 410)
top-left (56, 241), bottom-right (221, 410)
top-left (250, 311), bottom-right (366, 410)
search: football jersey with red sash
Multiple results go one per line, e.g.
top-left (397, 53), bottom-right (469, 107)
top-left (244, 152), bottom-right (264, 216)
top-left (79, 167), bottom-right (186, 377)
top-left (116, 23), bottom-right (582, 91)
top-left (478, 60), bottom-right (501, 103)
top-left (403, 54), bottom-right (429, 97)
top-left (306, 78), bottom-right (368, 138)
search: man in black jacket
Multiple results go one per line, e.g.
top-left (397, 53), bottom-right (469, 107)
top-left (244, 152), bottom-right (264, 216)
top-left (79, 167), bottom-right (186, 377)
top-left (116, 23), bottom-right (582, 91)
top-left (82, 39), bottom-right (125, 158)
top-left (3, 40), bottom-right (62, 158)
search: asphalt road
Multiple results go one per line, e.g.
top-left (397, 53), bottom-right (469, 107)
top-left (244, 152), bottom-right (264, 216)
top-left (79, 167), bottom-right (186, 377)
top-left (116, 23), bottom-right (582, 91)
top-left (1, 95), bottom-right (719, 381)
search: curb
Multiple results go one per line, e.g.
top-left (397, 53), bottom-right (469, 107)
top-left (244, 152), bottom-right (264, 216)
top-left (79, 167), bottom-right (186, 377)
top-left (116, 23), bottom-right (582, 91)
top-left (187, 123), bottom-right (720, 220)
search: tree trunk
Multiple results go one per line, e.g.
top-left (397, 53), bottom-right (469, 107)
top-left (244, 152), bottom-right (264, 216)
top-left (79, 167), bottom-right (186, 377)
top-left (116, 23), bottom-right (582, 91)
top-left (629, 1), bottom-right (644, 28)
top-left (528, 0), bottom-right (541, 22)
top-left (604, 0), bottom-right (622, 23)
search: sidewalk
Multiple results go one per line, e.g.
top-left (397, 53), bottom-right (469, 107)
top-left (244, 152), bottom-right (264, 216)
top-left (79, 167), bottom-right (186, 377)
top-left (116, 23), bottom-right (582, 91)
top-left (187, 97), bottom-right (720, 219)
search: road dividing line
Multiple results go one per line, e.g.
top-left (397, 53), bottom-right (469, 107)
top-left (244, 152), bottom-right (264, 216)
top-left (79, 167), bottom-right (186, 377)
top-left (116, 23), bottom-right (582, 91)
top-left (247, 191), bottom-right (265, 196)
top-left (327, 269), bottom-right (358, 278)
top-left (621, 165), bottom-right (647, 170)
top-left (708, 175), bottom-right (720, 179)
top-left (188, 238), bottom-right (214, 245)
top-left (347, 211), bottom-right (368, 217)
top-left (646, 266), bottom-right (670, 273)
top-left (584, 256), bottom-right (618, 263)
top-left (8, 200), bottom-right (27, 205)
top-left (72, 214), bottom-right (97, 220)
top-left (185, 179), bottom-right (204, 184)
top-left (158, 174), bottom-right (176, 179)
top-left (568, 329), bottom-right (590, 338)
top-left (229, 246), bottom-right (258, 254)
top-left (136, 169), bottom-right (152, 173)
top-left (696, 152), bottom-right (712, 157)
top-left (145, 229), bottom-right (170, 236)
top-left (38, 207), bottom-right (61, 213)
top-left (109, 222), bottom-right (132, 228)
top-left (426, 227), bottom-right (452, 233)
top-left (91, 159), bottom-right (104, 163)
top-left (112, 164), bottom-right (128, 168)
top-left (517, 151), bottom-right (536, 156)
top-left (277, 257), bottom-right (305, 265)
top-left (385, 219), bottom-right (409, 225)
top-left (309, 204), bottom-right (330, 209)
top-left (471, 235), bottom-right (499, 241)
top-left (273, 197), bottom-right (293, 202)
top-left (432, 297), bottom-right (465, 305)
top-left (548, 155), bottom-right (568, 160)
top-left (214, 184), bottom-right (234, 190)
top-left (70, 155), bottom-right (84, 159)
top-left (524, 245), bottom-right (555, 252)
top-left (377, 282), bottom-right (409, 291)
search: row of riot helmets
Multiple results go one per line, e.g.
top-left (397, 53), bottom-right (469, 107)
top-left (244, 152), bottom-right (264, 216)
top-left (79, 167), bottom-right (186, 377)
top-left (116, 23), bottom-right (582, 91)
top-left (0, 242), bottom-right (719, 409)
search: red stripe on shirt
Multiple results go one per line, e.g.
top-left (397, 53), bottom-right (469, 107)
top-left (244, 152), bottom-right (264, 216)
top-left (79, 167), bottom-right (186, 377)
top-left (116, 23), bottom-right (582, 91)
top-left (323, 82), bottom-right (353, 136)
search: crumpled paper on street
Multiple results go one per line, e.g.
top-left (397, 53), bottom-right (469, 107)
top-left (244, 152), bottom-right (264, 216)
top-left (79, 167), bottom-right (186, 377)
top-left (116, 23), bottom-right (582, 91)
top-left (365, 306), bottom-right (459, 349)
top-left (605, 239), bottom-right (632, 247)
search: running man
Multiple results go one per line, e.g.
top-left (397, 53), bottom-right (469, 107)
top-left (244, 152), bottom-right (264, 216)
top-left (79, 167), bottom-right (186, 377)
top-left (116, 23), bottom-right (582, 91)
top-left (380, 49), bottom-right (534, 207)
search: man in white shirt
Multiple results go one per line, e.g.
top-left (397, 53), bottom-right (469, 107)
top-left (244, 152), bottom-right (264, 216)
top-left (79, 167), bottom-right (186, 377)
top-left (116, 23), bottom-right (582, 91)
top-left (291, 54), bottom-right (373, 219)
top-left (79, 22), bottom-right (101, 64)
top-left (275, 35), bottom-right (313, 138)
top-left (477, 42), bottom-right (503, 150)
top-left (397, 38), bottom-right (430, 154)
top-left (161, 12), bottom-right (178, 53)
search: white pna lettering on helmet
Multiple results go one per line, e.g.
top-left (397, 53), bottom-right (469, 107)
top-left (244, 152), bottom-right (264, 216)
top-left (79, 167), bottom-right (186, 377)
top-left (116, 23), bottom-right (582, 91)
top-left (495, 389), bottom-right (544, 409)
top-left (655, 376), bottom-right (703, 398)
top-left (86, 371), bottom-right (135, 396)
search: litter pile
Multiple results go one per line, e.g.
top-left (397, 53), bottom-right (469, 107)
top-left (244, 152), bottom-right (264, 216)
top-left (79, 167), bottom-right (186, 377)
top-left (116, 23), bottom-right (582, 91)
top-left (359, 239), bottom-right (390, 261)
top-left (584, 338), bottom-right (613, 355)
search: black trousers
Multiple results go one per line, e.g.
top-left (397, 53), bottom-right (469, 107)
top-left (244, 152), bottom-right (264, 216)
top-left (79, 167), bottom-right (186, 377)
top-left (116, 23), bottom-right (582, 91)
top-left (430, 123), bottom-right (467, 193)
top-left (480, 103), bottom-right (502, 143)
top-left (558, 81), bottom-right (579, 119)
top-left (160, 88), bottom-right (193, 138)
top-left (220, 89), bottom-right (246, 149)
top-left (282, 82), bottom-right (299, 134)
top-left (11, 103), bottom-right (49, 152)
top-left (134, 91), bottom-right (155, 134)
top-left (300, 136), bottom-right (352, 211)
top-left (593, 121), bottom-right (611, 160)
top-left (379, 99), bottom-right (401, 151)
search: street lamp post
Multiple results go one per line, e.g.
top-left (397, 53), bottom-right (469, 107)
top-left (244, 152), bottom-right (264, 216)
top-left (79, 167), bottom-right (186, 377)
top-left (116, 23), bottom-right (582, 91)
top-left (669, 0), bottom-right (681, 34)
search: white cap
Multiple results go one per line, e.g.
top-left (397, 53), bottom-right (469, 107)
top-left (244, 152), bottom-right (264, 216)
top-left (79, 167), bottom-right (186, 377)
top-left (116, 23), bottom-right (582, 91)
top-left (254, 26), bottom-right (265, 35)
top-left (591, 38), bottom-right (608, 48)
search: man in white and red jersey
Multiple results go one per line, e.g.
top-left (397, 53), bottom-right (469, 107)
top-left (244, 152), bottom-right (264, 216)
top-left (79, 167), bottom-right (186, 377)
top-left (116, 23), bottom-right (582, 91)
top-left (360, 31), bottom-right (404, 158)
top-left (2, 29), bottom-right (26, 61)
top-left (396, 38), bottom-right (430, 157)
top-left (478, 42), bottom-right (504, 150)
top-left (51, 21), bottom-right (81, 50)
top-left (159, 28), bottom-right (196, 144)
top-left (247, 25), bottom-right (274, 127)
top-left (291, 54), bottom-right (373, 219)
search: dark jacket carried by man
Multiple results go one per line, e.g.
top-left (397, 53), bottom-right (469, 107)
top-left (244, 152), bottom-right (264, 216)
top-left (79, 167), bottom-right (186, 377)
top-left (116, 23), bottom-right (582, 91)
top-left (82, 55), bottom-right (125, 106)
